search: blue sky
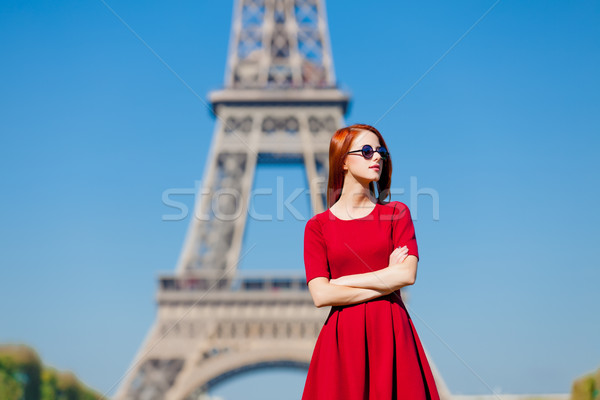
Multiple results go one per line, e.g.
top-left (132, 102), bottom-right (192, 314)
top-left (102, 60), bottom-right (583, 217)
top-left (1, 0), bottom-right (599, 398)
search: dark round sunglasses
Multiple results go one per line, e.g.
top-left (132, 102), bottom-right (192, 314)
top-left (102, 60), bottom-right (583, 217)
top-left (346, 144), bottom-right (389, 160)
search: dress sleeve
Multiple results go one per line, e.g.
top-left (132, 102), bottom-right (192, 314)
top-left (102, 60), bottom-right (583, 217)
top-left (392, 202), bottom-right (420, 261)
top-left (304, 216), bottom-right (330, 284)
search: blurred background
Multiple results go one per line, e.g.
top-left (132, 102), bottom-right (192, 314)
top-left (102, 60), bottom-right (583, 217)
top-left (1, 0), bottom-right (599, 399)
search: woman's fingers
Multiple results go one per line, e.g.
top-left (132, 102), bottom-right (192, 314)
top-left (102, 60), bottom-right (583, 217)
top-left (393, 246), bottom-right (408, 257)
top-left (390, 246), bottom-right (409, 264)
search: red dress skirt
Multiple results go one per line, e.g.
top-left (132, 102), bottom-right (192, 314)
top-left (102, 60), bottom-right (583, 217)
top-left (302, 201), bottom-right (440, 400)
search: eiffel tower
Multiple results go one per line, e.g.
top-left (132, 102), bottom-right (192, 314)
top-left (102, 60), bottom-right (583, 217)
top-left (114, 1), bottom-right (451, 399)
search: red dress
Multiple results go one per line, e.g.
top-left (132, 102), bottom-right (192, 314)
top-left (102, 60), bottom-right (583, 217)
top-left (302, 201), bottom-right (440, 400)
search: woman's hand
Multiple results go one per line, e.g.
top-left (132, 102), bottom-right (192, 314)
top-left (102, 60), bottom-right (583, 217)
top-left (389, 245), bottom-right (409, 267)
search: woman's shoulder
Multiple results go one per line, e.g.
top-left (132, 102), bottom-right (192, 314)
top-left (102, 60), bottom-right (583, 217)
top-left (304, 209), bottom-right (332, 241)
top-left (379, 200), bottom-right (409, 213)
top-left (305, 209), bottom-right (329, 227)
top-left (378, 201), bottom-right (414, 222)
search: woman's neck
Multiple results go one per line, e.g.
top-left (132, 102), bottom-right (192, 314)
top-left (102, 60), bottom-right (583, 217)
top-left (337, 179), bottom-right (377, 208)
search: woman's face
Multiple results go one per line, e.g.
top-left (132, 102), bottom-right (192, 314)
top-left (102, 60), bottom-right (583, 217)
top-left (343, 130), bottom-right (384, 182)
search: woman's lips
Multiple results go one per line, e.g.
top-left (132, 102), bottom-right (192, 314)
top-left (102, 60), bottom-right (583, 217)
top-left (370, 165), bottom-right (380, 171)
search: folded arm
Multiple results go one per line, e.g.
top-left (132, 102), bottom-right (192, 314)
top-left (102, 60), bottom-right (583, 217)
top-left (307, 277), bottom-right (393, 308)
top-left (330, 247), bottom-right (418, 292)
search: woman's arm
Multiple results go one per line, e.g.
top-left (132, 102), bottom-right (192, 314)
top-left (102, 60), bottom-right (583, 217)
top-left (307, 277), bottom-right (393, 308)
top-left (330, 246), bottom-right (418, 292)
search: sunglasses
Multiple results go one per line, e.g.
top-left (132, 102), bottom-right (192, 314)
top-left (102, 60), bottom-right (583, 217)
top-left (346, 144), bottom-right (389, 160)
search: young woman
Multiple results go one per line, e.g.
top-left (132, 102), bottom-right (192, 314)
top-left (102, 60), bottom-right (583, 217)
top-left (301, 124), bottom-right (440, 399)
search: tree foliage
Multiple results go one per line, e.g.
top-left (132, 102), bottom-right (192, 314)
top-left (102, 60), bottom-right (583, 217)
top-left (572, 368), bottom-right (600, 400)
top-left (0, 344), bottom-right (101, 400)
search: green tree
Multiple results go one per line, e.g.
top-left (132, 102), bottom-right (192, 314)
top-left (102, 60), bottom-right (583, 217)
top-left (0, 343), bottom-right (101, 400)
top-left (0, 368), bottom-right (23, 400)
top-left (572, 368), bottom-right (599, 400)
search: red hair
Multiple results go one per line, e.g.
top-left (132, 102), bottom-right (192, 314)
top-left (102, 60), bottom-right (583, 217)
top-left (326, 124), bottom-right (393, 208)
